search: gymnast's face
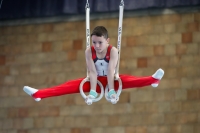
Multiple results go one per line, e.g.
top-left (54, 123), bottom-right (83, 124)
top-left (91, 35), bottom-right (109, 54)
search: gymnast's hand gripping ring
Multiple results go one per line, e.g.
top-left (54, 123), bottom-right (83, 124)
top-left (79, 77), bottom-right (104, 104)
top-left (105, 76), bottom-right (122, 104)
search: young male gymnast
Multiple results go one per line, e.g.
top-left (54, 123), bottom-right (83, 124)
top-left (23, 26), bottom-right (164, 105)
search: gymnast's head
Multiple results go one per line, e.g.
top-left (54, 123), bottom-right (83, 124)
top-left (91, 26), bottom-right (110, 53)
top-left (91, 26), bottom-right (109, 39)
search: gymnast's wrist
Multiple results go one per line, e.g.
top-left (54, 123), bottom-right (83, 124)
top-left (89, 89), bottom-right (98, 98)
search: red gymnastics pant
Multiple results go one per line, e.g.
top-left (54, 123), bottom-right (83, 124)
top-left (32, 74), bottom-right (159, 99)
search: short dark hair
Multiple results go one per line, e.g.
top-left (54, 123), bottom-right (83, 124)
top-left (91, 26), bottom-right (109, 39)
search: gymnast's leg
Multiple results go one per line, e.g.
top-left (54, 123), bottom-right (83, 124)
top-left (23, 78), bottom-right (85, 101)
top-left (23, 77), bottom-right (107, 101)
top-left (23, 69), bottom-right (164, 101)
top-left (114, 68), bottom-right (164, 90)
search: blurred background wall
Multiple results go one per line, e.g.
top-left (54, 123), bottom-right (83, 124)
top-left (0, 0), bottom-right (200, 133)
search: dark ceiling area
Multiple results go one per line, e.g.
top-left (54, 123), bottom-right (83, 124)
top-left (0, 0), bottom-right (200, 20)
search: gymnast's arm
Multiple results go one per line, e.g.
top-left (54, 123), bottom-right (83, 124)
top-left (85, 47), bottom-right (98, 91)
top-left (107, 47), bottom-right (118, 90)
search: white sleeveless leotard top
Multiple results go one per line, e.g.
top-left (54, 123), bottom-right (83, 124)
top-left (91, 45), bottom-right (112, 76)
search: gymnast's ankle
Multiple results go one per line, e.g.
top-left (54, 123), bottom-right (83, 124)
top-left (23, 86), bottom-right (41, 102)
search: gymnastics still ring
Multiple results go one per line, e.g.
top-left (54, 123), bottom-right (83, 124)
top-left (79, 77), bottom-right (104, 102)
top-left (79, 0), bottom-right (105, 103)
top-left (105, 77), bottom-right (122, 103)
top-left (80, 0), bottom-right (124, 104)
top-left (105, 0), bottom-right (124, 103)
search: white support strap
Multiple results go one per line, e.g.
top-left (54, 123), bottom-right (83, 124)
top-left (85, 0), bottom-right (90, 49)
top-left (79, 1), bottom-right (104, 105)
top-left (85, 0), bottom-right (90, 77)
top-left (105, 0), bottom-right (124, 104)
top-left (115, 0), bottom-right (124, 78)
